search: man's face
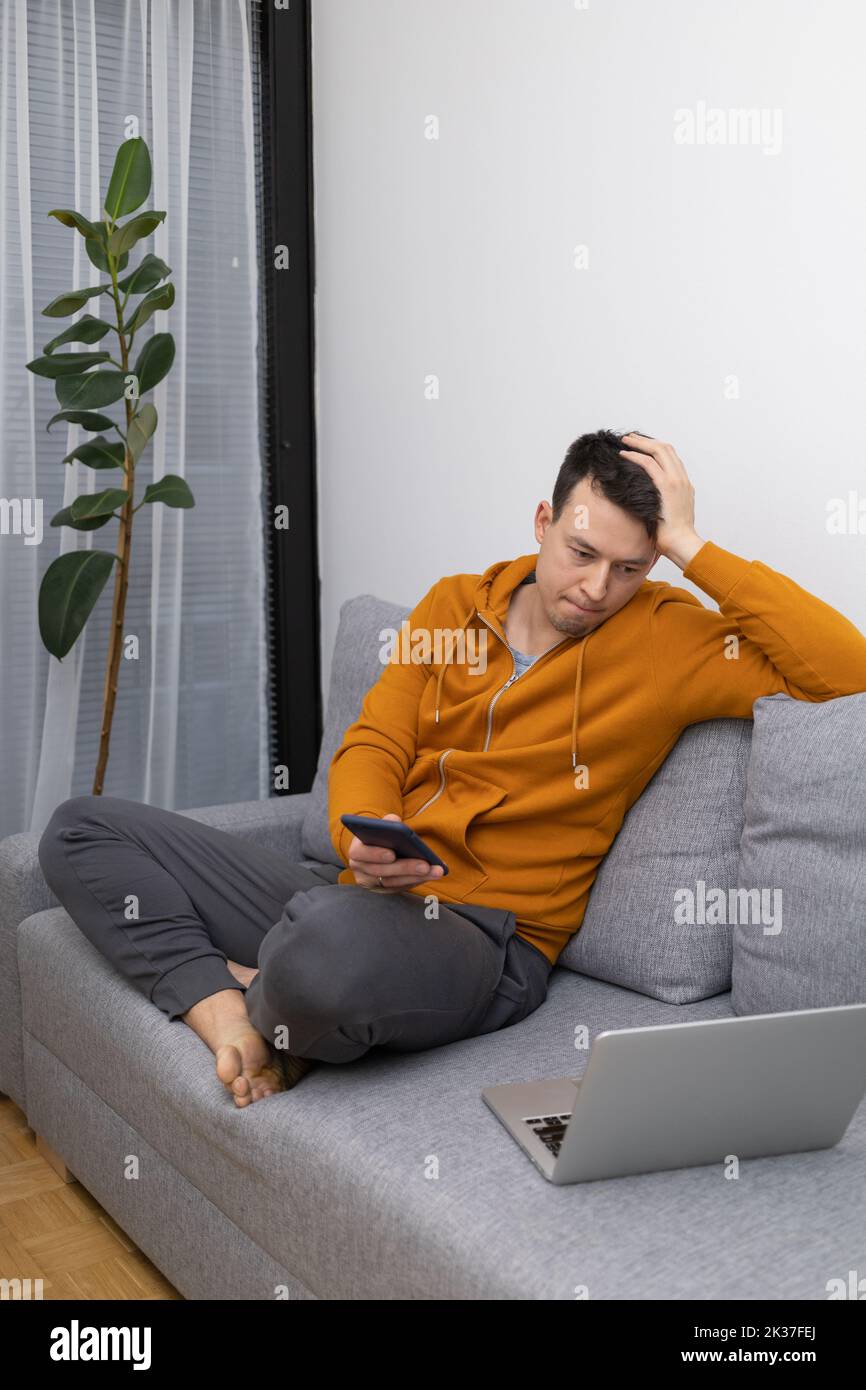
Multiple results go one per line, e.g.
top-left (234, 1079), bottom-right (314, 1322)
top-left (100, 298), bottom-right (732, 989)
top-left (533, 477), bottom-right (659, 637)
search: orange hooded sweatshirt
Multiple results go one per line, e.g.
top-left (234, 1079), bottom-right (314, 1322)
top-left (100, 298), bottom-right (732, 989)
top-left (328, 541), bottom-right (866, 966)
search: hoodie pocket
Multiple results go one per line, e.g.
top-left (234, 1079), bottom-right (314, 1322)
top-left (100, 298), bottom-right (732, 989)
top-left (401, 756), bottom-right (448, 821)
top-left (404, 756), bottom-right (508, 896)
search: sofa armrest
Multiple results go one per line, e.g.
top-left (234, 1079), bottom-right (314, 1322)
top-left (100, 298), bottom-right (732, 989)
top-left (0, 831), bottom-right (55, 944)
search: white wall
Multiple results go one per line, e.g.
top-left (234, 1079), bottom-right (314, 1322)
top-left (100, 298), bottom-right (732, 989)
top-left (310, 0), bottom-right (866, 702)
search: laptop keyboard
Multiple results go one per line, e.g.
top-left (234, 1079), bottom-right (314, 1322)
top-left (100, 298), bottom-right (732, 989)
top-left (524, 1112), bottom-right (572, 1158)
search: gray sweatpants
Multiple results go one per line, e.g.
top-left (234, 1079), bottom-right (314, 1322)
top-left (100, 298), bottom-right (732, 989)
top-left (37, 795), bottom-right (552, 1064)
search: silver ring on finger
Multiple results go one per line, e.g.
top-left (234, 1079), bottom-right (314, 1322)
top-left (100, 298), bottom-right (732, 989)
top-left (377, 874), bottom-right (385, 888)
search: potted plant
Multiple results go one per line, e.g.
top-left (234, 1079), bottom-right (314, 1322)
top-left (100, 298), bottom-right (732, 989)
top-left (27, 134), bottom-right (194, 793)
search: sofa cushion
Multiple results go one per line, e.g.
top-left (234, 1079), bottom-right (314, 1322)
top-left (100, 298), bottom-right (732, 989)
top-left (558, 719), bottom-right (753, 1003)
top-left (301, 595), bottom-right (411, 864)
top-left (732, 691), bottom-right (866, 1015)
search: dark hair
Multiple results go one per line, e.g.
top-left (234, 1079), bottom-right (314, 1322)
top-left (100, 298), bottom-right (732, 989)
top-left (551, 429), bottom-right (661, 540)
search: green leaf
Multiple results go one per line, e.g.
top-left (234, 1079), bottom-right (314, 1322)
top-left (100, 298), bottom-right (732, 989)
top-left (42, 284), bottom-right (110, 317)
top-left (46, 409), bottom-right (118, 433)
top-left (117, 254), bottom-right (172, 296)
top-left (126, 404), bottom-right (158, 464)
top-left (62, 436), bottom-right (127, 470)
top-left (124, 282), bottom-right (174, 335)
top-left (105, 137), bottom-right (152, 219)
top-left (70, 488), bottom-right (129, 521)
top-left (43, 316), bottom-right (113, 353)
top-left (86, 223), bottom-right (129, 275)
top-left (55, 370), bottom-right (127, 410)
top-left (47, 209), bottom-right (103, 240)
top-left (38, 549), bottom-right (116, 660)
top-left (27, 351), bottom-right (111, 379)
top-left (108, 210), bottom-right (166, 259)
top-left (49, 505), bottom-right (113, 532)
top-left (132, 333), bottom-right (175, 394)
top-left (141, 474), bottom-right (194, 509)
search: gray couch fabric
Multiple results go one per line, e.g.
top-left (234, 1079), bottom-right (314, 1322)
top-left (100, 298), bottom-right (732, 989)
top-left (559, 719), bottom-right (753, 1001)
top-left (301, 594), bottom-right (412, 866)
top-left (732, 690), bottom-right (866, 1014)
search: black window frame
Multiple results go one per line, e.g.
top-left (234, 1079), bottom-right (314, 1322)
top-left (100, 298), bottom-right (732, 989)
top-left (253, 0), bottom-right (322, 797)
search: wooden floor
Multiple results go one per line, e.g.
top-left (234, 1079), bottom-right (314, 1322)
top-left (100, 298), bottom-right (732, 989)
top-left (0, 1095), bottom-right (181, 1300)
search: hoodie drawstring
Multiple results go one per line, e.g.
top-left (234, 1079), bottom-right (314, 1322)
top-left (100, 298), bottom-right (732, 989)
top-left (571, 637), bottom-right (587, 774)
top-left (434, 599), bottom-right (476, 723)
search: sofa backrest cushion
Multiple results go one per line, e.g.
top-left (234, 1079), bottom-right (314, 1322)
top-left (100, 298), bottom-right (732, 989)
top-left (732, 691), bottom-right (866, 1014)
top-left (557, 718), bottom-right (753, 1002)
top-left (301, 595), bottom-right (412, 865)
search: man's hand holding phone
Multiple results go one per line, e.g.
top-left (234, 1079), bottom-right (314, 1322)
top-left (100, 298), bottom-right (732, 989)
top-left (343, 812), bottom-right (447, 892)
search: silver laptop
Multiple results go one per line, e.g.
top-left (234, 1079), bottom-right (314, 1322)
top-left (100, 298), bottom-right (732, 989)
top-left (481, 1003), bottom-right (866, 1184)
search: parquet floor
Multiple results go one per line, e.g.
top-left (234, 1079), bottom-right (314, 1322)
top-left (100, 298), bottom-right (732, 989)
top-left (0, 1094), bottom-right (181, 1300)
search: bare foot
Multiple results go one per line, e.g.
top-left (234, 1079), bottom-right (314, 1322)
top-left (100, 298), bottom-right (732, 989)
top-left (182, 987), bottom-right (311, 1108)
top-left (215, 1027), bottom-right (289, 1108)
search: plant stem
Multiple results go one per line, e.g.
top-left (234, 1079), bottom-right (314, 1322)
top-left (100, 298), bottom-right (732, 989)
top-left (92, 225), bottom-right (136, 796)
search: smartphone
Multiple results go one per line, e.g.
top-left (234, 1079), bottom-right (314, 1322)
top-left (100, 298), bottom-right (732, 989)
top-left (340, 814), bottom-right (449, 875)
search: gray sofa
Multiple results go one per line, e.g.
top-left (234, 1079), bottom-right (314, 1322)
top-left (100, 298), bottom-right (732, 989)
top-left (1, 593), bottom-right (864, 1301)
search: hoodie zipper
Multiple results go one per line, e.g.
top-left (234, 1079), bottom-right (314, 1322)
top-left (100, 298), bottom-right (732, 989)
top-left (416, 610), bottom-right (571, 810)
top-left (477, 611), bottom-right (568, 752)
top-left (413, 748), bottom-right (454, 815)
top-left (483, 657), bottom-right (520, 751)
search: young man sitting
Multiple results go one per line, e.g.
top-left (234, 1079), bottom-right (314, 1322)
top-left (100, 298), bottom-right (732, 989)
top-left (38, 431), bottom-right (866, 1105)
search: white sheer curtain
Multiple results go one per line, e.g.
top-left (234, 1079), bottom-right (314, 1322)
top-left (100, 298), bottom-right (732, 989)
top-left (0, 0), bottom-right (269, 839)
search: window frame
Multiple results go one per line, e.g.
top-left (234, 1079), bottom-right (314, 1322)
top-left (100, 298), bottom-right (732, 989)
top-left (254, 0), bottom-right (322, 797)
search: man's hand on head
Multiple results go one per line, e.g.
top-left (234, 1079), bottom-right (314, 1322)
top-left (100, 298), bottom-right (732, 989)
top-left (618, 433), bottom-right (705, 570)
top-left (347, 812), bottom-right (446, 892)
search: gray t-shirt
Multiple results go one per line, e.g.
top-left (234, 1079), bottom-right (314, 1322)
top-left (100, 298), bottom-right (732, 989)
top-left (509, 644), bottom-right (539, 677)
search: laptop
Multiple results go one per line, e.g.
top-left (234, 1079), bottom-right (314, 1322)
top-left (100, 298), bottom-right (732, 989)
top-left (481, 1002), bottom-right (866, 1184)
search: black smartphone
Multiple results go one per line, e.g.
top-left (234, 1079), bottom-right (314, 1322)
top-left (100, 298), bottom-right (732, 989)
top-left (340, 815), bottom-right (449, 875)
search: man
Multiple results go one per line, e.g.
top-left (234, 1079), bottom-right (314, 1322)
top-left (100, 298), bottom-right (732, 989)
top-left (38, 431), bottom-right (866, 1106)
